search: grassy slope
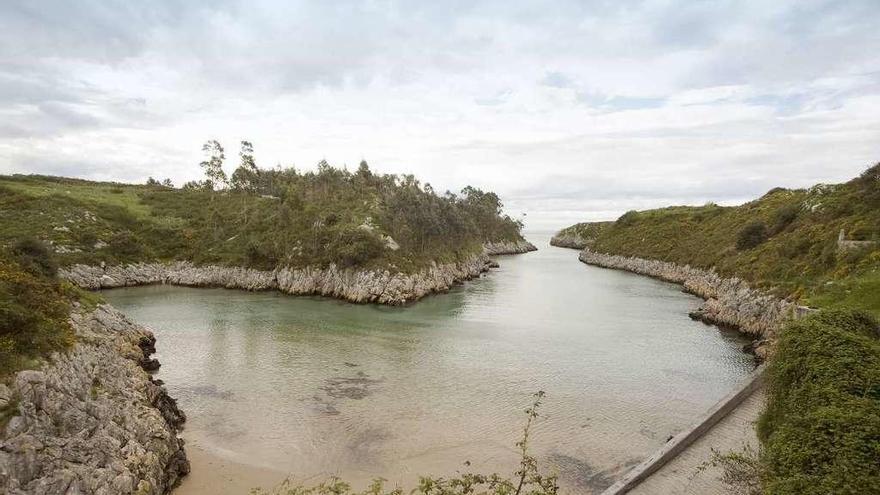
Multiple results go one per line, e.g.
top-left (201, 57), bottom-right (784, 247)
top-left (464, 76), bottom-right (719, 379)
top-left (0, 171), bottom-right (526, 273)
top-left (560, 164), bottom-right (880, 317)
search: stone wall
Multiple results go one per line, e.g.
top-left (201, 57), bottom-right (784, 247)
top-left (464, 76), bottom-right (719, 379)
top-left (0, 305), bottom-right (188, 494)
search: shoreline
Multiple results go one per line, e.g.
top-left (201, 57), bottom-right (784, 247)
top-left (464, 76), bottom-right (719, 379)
top-left (60, 241), bottom-right (538, 307)
top-left (577, 248), bottom-right (807, 357)
top-left (172, 441), bottom-right (288, 495)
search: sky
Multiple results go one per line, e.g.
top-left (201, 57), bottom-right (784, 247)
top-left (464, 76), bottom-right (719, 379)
top-left (1, 0), bottom-right (879, 231)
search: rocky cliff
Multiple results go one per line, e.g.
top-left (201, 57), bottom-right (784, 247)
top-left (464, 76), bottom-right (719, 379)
top-left (549, 233), bottom-right (589, 249)
top-left (60, 255), bottom-right (499, 305)
top-left (482, 240), bottom-right (538, 255)
top-left (578, 249), bottom-right (799, 356)
top-left (0, 305), bottom-right (188, 494)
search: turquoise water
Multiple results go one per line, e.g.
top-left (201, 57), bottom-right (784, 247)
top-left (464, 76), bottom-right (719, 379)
top-left (103, 233), bottom-right (754, 493)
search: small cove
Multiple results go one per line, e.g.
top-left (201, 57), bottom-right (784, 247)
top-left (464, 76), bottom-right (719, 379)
top-left (102, 233), bottom-right (755, 494)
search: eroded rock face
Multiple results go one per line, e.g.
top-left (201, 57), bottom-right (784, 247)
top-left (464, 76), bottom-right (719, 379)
top-left (60, 255), bottom-right (499, 305)
top-left (0, 305), bottom-right (189, 495)
top-left (482, 240), bottom-right (538, 255)
top-left (578, 249), bottom-right (797, 347)
top-left (549, 233), bottom-right (589, 250)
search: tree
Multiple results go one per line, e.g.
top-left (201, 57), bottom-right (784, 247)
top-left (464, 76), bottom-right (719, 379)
top-left (230, 140), bottom-right (261, 191)
top-left (200, 140), bottom-right (228, 190)
top-left (145, 177), bottom-right (161, 186)
top-left (161, 178), bottom-right (174, 188)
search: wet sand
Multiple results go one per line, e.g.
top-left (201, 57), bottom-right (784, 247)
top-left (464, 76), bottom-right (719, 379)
top-left (174, 440), bottom-right (289, 495)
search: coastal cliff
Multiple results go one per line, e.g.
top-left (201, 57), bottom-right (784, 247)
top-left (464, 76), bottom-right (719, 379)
top-left (0, 304), bottom-right (188, 494)
top-left (579, 249), bottom-right (800, 354)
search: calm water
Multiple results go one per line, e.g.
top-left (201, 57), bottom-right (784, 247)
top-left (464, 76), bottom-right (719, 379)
top-left (103, 233), bottom-right (754, 493)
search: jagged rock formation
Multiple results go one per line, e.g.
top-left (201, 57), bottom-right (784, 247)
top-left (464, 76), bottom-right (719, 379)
top-left (549, 233), bottom-right (589, 249)
top-left (60, 255), bottom-right (499, 305)
top-left (578, 249), bottom-right (800, 356)
top-left (482, 240), bottom-right (538, 255)
top-left (0, 305), bottom-right (188, 494)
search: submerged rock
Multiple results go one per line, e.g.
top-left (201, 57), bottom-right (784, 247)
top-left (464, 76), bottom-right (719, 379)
top-left (0, 305), bottom-right (189, 494)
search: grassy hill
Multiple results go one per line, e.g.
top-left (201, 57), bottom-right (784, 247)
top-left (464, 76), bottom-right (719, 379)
top-left (557, 163), bottom-right (880, 317)
top-left (0, 163), bottom-right (526, 274)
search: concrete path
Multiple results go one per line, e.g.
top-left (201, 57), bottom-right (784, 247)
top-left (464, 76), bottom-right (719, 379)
top-left (627, 386), bottom-right (765, 495)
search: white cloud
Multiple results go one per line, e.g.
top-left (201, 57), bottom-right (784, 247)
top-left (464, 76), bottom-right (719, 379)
top-left (1, 0), bottom-right (879, 230)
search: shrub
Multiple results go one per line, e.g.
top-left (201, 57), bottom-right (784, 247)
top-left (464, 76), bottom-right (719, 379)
top-left (108, 230), bottom-right (145, 258)
top-left (11, 238), bottom-right (58, 277)
top-left (772, 205), bottom-right (800, 233)
top-left (757, 310), bottom-right (880, 495)
top-left (616, 210), bottom-right (639, 226)
top-left (736, 221), bottom-right (767, 250)
top-left (0, 254), bottom-right (74, 377)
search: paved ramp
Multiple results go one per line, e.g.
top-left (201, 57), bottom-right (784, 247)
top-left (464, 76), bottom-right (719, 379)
top-left (627, 386), bottom-right (765, 495)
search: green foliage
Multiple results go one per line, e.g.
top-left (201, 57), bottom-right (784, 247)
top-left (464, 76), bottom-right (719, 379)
top-left (561, 162), bottom-right (880, 316)
top-left (737, 221), bottom-right (768, 250)
top-left (252, 392), bottom-right (558, 495)
top-left (757, 310), bottom-right (880, 495)
top-left (0, 252), bottom-right (75, 378)
top-left (0, 158), bottom-right (525, 274)
top-left (11, 238), bottom-right (58, 277)
top-left (700, 445), bottom-right (763, 495)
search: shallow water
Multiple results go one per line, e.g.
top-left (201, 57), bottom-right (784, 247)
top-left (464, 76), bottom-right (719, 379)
top-left (103, 233), bottom-right (754, 493)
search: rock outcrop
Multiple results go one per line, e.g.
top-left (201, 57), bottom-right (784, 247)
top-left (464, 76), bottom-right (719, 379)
top-left (60, 255), bottom-right (498, 305)
top-left (578, 249), bottom-right (799, 354)
top-left (0, 305), bottom-right (188, 494)
top-left (482, 240), bottom-right (538, 255)
top-left (549, 233), bottom-right (589, 249)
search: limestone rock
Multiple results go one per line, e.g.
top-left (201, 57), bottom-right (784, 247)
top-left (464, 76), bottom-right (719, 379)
top-left (579, 249), bottom-right (799, 341)
top-left (0, 305), bottom-right (188, 494)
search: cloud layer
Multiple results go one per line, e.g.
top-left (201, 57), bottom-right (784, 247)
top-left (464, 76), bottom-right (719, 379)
top-left (2, 0), bottom-right (879, 229)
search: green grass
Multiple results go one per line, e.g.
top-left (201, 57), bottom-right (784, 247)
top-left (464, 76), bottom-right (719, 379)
top-left (0, 250), bottom-right (75, 379)
top-left (558, 164), bottom-right (880, 317)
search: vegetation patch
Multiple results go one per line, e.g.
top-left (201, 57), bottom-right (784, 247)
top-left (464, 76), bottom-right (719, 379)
top-left (561, 163), bottom-right (880, 317)
top-left (0, 246), bottom-right (76, 378)
top-left (1, 147), bottom-right (526, 274)
top-left (756, 310), bottom-right (880, 494)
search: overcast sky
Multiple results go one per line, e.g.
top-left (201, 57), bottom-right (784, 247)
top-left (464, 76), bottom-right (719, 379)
top-left (1, 1), bottom-right (879, 230)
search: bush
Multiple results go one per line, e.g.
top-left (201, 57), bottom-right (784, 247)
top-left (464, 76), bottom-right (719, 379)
top-left (772, 205), bottom-right (800, 233)
top-left (757, 310), bottom-right (880, 494)
top-left (616, 210), bottom-right (639, 226)
top-left (0, 254), bottom-right (74, 377)
top-left (11, 238), bottom-right (58, 277)
top-left (737, 221), bottom-right (767, 250)
top-left (108, 230), bottom-right (145, 258)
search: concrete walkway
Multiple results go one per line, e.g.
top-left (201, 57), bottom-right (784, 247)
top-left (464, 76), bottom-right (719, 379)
top-left (626, 386), bottom-right (765, 495)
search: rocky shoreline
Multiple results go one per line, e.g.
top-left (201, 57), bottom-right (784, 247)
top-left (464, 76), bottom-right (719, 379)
top-left (0, 304), bottom-right (188, 494)
top-left (549, 233), bottom-right (589, 250)
top-left (60, 242), bottom-right (537, 305)
top-left (578, 249), bottom-right (802, 356)
top-left (482, 240), bottom-right (538, 255)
